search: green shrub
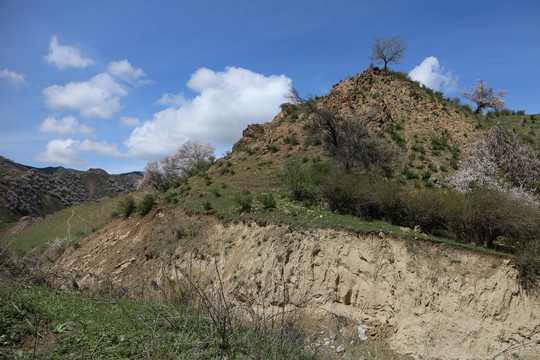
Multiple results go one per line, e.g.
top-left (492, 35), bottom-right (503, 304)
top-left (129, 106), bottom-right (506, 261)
top-left (390, 131), bottom-right (406, 148)
top-left (137, 194), bottom-right (156, 216)
top-left (268, 144), bottom-right (279, 153)
top-left (321, 173), bottom-right (383, 220)
top-left (411, 144), bottom-right (426, 154)
top-left (445, 190), bottom-right (538, 248)
top-left (234, 191), bottom-right (253, 213)
top-left (202, 200), bottom-right (213, 211)
top-left (158, 181), bottom-right (172, 193)
top-left (376, 181), bottom-right (410, 225)
top-left (257, 193), bottom-right (277, 210)
top-left (117, 196), bottom-right (136, 218)
top-left (284, 134), bottom-right (300, 146)
top-left (281, 160), bottom-right (316, 202)
top-left (407, 190), bottom-right (449, 234)
top-left (431, 135), bottom-right (450, 151)
top-left (515, 239), bottom-right (540, 294)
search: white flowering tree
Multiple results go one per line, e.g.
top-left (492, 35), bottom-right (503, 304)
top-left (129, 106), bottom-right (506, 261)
top-left (461, 79), bottom-right (507, 114)
top-left (137, 140), bottom-right (215, 190)
top-left (448, 124), bottom-right (539, 204)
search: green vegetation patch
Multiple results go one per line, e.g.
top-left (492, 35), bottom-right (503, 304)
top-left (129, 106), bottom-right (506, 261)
top-left (0, 285), bottom-right (314, 360)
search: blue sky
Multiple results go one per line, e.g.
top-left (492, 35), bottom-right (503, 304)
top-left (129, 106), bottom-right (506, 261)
top-left (1, 0), bottom-right (539, 174)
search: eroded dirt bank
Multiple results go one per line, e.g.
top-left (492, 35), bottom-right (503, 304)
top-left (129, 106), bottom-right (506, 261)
top-left (55, 207), bottom-right (539, 359)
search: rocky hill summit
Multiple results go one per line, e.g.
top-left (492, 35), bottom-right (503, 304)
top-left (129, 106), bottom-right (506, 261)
top-left (0, 156), bottom-right (142, 223)
top-left (323, 68), bottom-right (478, 146)
top-left (232, 68), bottom-right (486, 186)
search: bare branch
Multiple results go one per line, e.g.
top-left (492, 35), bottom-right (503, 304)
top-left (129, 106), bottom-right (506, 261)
top-left (369, 36), bottom-right (407, 73)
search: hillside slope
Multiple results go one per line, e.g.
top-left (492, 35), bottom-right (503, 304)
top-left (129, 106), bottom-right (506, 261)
top-left (0, 156), bottom-right (142, 223)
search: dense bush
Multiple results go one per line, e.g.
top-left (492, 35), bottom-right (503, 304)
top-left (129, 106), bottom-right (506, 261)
top-left (406, 190), bottom-right (448, 235)
top-left (515, 239), bottom-right (540, 294)
top-left (234, 191), bottom-right (253, 213)
top-left (281, 160), bottom-right (317, 203)
top-left (315, 171), bottom-right (540, 250)
top-left (257, 193), bottom-right (277, 210)
top-left (137, 194), bottom-right (156, 216)
top-left (117, 196), bottom-right (136, 218)
top-left (321, 173), bottom-right (383, 219)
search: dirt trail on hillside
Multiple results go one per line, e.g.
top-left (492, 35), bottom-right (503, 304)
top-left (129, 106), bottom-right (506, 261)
top-left (66, 208), bottom-right (75, 236)
top-left (55, 208), bottom-right (539, 359)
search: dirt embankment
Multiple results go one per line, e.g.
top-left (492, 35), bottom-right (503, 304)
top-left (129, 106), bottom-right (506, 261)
top-left (55, 207), bottom-right (539, 359)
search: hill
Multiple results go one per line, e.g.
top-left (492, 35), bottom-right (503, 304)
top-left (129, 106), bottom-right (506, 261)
top-left (0, 156), bottom-right (142, 223)
top-left (4, 68), bottom-right (540, 359)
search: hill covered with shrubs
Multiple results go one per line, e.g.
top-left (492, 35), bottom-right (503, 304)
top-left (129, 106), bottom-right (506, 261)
top-left (0, 156), bottom-right (142, 223)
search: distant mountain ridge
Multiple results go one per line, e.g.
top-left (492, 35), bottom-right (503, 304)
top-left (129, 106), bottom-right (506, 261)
top-left (0, 156), bottom-right (142, 223)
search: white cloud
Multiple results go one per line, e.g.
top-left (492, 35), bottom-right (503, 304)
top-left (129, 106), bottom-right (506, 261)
top-left (78, 139), bottom-right (124, 157)
top-left (0, 68), bottom-right (28, 88)
top-left (38, 115), bottom-right (93, 136)
top-left (35, 139), bottom-right (84, 165)
top-left (157, 92), bottom-right (188, 106)
top-left (125, 67), bottom-right (291, 160)
top-left (120, 116), bottom-right (140, 127)
top-left (35, 138), bottom-right (124, 166)
top-left (44, 35), bottom-right (95, 70)
top-left (42, 73), bottom-right (127, 119)
top-left (408, 56), bottom-right (457, 93)
top-left (108, 59), bottom-right (150, 85)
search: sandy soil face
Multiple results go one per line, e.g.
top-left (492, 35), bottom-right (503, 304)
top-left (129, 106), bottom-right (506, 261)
top-left (55, 207), bottom-right (539, 359)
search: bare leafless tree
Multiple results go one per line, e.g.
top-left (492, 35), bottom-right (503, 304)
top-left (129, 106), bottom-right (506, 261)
top-left (287, 89), bottom-right (402, 173)
top-left (369, 36), bottom-right (407, 73)
top-left (461, 79), bottom-right (507, 114)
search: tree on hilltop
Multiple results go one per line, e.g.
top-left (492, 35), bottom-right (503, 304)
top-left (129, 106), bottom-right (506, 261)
top-left (369, 36), bottom-right (407, 74)
top-left (461, 79), bottom-right (507, 114)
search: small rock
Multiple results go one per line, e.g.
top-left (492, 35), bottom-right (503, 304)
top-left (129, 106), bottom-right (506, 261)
top-left (336, 344), bottom-right (345, 353)
top-left (357, 326), bottom-right (368, 342)
top-left (329, 331), bottom-right (337, 340)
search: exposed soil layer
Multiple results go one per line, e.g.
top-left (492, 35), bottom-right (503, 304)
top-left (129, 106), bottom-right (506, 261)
top-left (55, 206), bottom-right (539, 359)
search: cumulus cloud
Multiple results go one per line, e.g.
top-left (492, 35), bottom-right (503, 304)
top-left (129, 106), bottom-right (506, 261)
top-left (120, 116), bottom-right (140, 127)
top-left (408, 56), bottom-right (457, 92)
top-left (38, 115), bottom-right (93, 135)
top-left (35, 138), bottom-right (124, 166)
top-left (125, 67), bottom-right (291, 160)
top-left (44, 35), bottom-right (95, 70)
top-left (0, 68), bottom-right (28, 88)
top-left (42, 73), bottom-right (127, 119)
top-left (157, 92), bottom-right (188, 106)
top-left (108, 59), bottom-right (150, 85)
